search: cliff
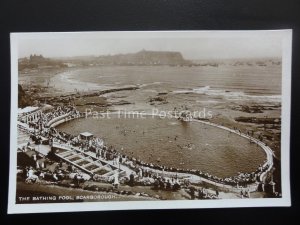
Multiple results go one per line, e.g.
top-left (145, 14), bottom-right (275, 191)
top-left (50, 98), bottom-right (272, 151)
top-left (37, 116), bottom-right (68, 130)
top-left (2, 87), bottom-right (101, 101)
top-left (18, 84), bottom-right (33, 108)
top-left (87, 50), bottom-right (189, 66)
top-left (97, 50), bottom-right (189, 65)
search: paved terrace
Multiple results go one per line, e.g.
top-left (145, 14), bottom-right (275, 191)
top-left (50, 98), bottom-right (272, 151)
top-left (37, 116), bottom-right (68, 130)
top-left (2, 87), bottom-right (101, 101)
top-left (52, 142), bottom-right (127, 179)
top-left (17, 109), bottom-right (274, 193)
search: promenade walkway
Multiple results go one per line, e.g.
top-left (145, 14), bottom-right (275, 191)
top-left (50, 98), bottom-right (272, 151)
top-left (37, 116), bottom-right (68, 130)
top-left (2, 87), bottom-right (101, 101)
top-left (18, 110), bottom-right (273, 193)
top-left (192, 119), bottom-right (274, 182)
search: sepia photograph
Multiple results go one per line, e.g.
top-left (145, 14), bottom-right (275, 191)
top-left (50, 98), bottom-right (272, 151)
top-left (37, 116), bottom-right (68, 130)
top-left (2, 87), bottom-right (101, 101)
top-left (8, 30), bottom-right (292, 213)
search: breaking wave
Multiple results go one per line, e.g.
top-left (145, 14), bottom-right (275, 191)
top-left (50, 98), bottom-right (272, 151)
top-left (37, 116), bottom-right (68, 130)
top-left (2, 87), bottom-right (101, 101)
top-left (173, 86), bottom-right (281, 103)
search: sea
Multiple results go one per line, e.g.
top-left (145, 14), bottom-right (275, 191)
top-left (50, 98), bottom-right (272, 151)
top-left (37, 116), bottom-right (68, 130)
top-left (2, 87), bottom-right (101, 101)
top-left (56, 63), bottom-right (281, 177)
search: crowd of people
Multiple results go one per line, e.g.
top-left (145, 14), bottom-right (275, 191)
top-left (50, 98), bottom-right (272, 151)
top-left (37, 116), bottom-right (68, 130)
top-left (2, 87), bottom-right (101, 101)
top-left (19, 104), bottom-right (270, 196)
top-left (19, 152), bottom-right (90, 187)
top-left (43, 105), bottom-right (79, 126)
top-left (188, 187), bottom-right (219, 200)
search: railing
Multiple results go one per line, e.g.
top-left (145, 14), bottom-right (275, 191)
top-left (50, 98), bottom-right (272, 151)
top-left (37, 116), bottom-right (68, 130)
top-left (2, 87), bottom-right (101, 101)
top-left (18, 110), bottom-right (274, 192)
top-left (46, 112), bottom-right (72, 127)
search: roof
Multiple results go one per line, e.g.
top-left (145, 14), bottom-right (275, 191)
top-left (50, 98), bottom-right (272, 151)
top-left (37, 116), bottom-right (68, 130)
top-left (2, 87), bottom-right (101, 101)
top-left (41, 104), bottom-right (54, 112)
top-left (80, 132), bottom-right (94, 137)
top-left (18, 106), bottom-right (39, 115)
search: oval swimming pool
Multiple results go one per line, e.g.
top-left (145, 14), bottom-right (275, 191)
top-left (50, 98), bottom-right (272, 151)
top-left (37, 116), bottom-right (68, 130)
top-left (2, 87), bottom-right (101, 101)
top-left (57, 115), bottom-right (266, 178)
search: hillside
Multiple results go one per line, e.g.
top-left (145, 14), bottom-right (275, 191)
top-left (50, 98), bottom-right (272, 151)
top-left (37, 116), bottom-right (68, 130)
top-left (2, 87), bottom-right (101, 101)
top-left (96, 50), bottom-right (189, 65)
top-left (54, 50), bottom-right (190, 66)
top-left (18, 84), bottom-right (33, 108)
top-left (18, 54), bottom-right (68, 71)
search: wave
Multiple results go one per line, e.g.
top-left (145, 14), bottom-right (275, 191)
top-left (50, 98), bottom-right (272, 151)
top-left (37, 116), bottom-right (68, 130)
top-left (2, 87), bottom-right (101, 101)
top-left (173, 86), bottom-right (281, 103)
top-left (193, 86), bottom-right (211, 94)
top-left (139, 82), bottom-right (164, 88)
top-left (98, 75), bottom-right (117, 78)
top-left (53, 71), bottom-right (108, 91)
top-left (173, 85), bottom-right (210, 94)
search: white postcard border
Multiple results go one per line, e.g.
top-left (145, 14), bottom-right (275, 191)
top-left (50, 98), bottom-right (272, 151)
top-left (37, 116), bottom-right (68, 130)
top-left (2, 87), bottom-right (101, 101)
top-left (8, 30), bottom-right (292, 214)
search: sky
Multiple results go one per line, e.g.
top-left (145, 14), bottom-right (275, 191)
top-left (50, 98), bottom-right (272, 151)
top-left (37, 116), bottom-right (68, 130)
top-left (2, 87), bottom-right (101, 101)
top-left (16, 31), bottom-right (284, 60)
